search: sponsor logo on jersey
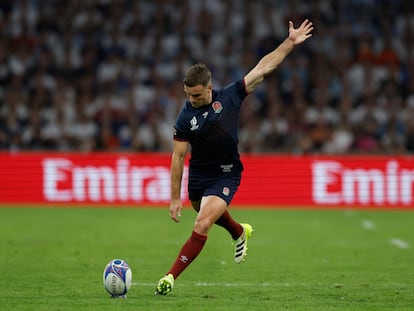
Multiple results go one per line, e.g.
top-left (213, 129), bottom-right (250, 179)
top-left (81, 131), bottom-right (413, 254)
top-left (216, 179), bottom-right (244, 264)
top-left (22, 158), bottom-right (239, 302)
top-left (220, 164), bottom-right (233, 172)
top-left (212, 101), bottom-right (223, 113)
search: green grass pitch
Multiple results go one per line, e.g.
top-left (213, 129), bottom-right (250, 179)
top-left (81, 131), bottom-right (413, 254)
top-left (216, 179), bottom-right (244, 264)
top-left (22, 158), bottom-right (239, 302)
top-left (0, 206), bottom-right (413, 311)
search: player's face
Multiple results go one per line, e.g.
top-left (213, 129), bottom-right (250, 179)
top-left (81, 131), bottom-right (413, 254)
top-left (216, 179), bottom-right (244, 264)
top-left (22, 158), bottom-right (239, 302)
top-left (184, 83), bottom-right (212, 108)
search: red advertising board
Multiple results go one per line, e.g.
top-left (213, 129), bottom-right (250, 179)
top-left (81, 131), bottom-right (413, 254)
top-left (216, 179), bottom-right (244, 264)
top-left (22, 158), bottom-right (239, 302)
top-left (0, 152), bottom-right (413, 208)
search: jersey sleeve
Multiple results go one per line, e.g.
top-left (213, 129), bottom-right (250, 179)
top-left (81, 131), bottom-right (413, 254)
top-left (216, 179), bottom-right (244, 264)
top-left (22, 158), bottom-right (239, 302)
top-left (173, 126), bottom-right (189, 141)
top-left (223, 79), bottom-right (248, 108)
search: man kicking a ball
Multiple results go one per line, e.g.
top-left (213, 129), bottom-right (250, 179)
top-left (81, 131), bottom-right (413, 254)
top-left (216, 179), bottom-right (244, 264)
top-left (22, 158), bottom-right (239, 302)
top-left (155, 19), bottom-right (313, 296)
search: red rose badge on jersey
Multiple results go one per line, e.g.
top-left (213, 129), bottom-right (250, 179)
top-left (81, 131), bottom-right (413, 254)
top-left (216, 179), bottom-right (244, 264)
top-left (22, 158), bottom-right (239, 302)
top-left (212, 101), bottom-right (223, 113)
top-left (222, 187), bottom-right (230, 196)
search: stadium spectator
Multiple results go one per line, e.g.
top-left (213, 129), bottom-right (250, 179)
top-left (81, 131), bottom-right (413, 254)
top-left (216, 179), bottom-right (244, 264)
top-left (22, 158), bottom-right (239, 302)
top-left (0, 0), bottom-right (412, 154)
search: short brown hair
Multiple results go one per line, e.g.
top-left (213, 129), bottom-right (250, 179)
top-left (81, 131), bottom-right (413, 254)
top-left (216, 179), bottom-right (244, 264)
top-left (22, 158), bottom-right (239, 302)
top-left (183, 63), bottom-right (211, 87)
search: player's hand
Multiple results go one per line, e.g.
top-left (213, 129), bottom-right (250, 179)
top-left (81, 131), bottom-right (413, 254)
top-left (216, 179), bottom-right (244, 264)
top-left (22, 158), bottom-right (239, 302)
top-left (170, 199), bottom-right (182, 222)
top-left (288, 19), bottom-right (313, 45)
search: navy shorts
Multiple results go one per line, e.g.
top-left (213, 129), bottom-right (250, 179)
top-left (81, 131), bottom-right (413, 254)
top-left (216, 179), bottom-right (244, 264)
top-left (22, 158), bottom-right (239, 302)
top-left (188, 174), bottom-right (241, 206)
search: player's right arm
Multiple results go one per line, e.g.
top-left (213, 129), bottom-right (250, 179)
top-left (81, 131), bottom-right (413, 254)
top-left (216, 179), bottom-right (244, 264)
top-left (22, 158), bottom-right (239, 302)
top-left (170, 139), bottom-right (189, 222)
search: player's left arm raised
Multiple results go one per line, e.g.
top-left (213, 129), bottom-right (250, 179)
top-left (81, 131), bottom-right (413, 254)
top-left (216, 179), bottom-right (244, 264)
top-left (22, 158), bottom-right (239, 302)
top-left (244, 19), bottom-right (313, 93)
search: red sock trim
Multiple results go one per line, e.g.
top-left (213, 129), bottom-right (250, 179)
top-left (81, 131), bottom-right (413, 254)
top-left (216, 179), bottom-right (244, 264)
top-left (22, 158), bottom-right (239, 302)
top-left (191, 230), bottom-right (207, 242)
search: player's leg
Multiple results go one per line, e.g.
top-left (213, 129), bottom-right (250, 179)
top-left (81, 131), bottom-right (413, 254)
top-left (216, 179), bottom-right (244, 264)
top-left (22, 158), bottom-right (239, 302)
top-left (195, 202), bottom-right (252, 264)
top-left (215, 210), bottom-right (243, 240)
top-left (202, 178), bottom-right (253, 264)
top-left (194, 195), bottom-right (228, 235)
top-left (192, 200), bottom-right (243, 237)
top-left (155, 228), bottom-right (207, 295)
top-left (192, 202), bottom-right (248, 245)
top-left (215, 210), bottom-right (253, 263)
top-left (191, 191), bottom-right (242, 240)
top-left (166, 195), bottom-right (226, 277)
top-left (155, 195), bottom-right (226, 296)
top-left (155, 176), bottom-right (252, 295)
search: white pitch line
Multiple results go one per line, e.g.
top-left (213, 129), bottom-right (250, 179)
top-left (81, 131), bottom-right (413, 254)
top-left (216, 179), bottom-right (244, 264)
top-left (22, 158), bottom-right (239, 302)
top-left (133, 282), bottom-right (295, 287)
top-left (361, 220), bottom-right (375, 230)
top-left (194, 282), bottom-right (286, 287)
top-left (389, 238), bottom-right (410, 249)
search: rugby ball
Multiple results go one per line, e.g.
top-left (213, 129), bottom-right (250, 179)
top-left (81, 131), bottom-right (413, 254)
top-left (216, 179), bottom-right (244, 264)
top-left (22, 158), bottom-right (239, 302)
top-left (103, 259), bottom-right (132, 297)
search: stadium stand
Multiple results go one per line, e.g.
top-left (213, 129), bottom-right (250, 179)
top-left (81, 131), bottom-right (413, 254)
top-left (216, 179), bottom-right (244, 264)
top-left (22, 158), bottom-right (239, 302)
top-left (0, 0), bottom-right (413, 154)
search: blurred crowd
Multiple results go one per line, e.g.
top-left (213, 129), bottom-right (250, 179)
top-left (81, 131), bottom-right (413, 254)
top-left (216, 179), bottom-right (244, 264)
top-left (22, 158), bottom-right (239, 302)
top-left (1, 0), bottom-right (414, 154)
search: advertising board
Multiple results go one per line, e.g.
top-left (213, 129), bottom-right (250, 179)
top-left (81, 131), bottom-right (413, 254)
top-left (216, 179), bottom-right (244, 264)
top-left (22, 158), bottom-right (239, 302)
top-left (1, 153), bottom-right (413, 208)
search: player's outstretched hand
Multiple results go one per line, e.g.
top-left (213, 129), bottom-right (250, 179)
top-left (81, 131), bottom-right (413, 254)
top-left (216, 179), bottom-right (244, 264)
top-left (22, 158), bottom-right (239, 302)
top-left (288, 19), bottom-right (313, 46)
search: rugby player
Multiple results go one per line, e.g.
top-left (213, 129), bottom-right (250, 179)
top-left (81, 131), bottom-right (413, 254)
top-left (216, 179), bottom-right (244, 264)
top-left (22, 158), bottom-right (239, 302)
top-left (155, 19), bottom-right (313, 296)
